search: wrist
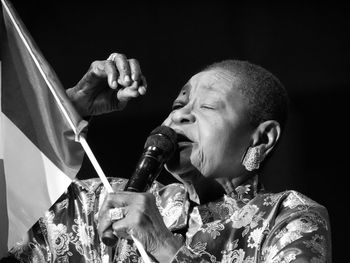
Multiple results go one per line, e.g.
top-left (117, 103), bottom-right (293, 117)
top-left (66, 87), bottom-right (89, 117)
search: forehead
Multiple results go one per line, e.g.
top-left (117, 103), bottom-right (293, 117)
top-left (179, 69), bottom-right (243, 100)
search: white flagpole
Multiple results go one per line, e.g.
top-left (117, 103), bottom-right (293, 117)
top-left (78, 135), bottom-right (114, 193)
top-left (2, 1), bottom-right (152, 262)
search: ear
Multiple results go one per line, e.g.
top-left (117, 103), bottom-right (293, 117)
top-left (251, 120), bottom-right (281, 161)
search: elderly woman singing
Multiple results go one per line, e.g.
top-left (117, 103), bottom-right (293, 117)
top-left (8, 53), bottom-right (331, 263)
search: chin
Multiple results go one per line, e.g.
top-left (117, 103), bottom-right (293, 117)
top-left (165, 161), bottom-right (197, 182)
top-left (165, 162), bottom-right (191, 175)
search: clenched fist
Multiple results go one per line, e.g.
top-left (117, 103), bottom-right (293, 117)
top-left (66, 52), bottom-right (147, 116)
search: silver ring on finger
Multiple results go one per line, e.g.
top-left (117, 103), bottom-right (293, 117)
top-left (109, 207), bottom-right (124, 222)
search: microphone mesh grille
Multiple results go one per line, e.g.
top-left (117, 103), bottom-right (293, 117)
top-left (145, 126), bottom-right (177, 154)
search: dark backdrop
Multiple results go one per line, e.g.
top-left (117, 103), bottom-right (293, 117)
top-left (9, 1), bottom-right (349, 261)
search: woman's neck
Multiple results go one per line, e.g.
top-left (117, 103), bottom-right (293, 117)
top-left (182, 171), bottom-right (253, 204)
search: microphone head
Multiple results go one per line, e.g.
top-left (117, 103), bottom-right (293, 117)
top-left (145, 126), bottom-right (177, 158)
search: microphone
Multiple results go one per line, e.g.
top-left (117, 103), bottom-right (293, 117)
top-left (102, 125), bottom-right (177, 246)
top-left (124, 125), bottom-right (178, 192)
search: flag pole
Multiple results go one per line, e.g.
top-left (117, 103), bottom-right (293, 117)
top-left (2, 1), bottom-right (152, 262)
top-left (78, 135), bottom-right (114, 193)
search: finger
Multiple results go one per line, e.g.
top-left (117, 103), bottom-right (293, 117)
top-left (117, 88), bottom-right (139, 102)
top-left (138, 86), bottom-right (147, 95)
top-left (128, 58), bottom-right (142, 82)
top-left (113, 53), bottom-right (131, 86)
top-left (102, 229), bottom-right (118, 246)
top-left (126, 79), bottom-right (139, 91)
top-left (98, 191), bottom-right (125, 246)
top-left (136, 76), bottom-right (148, 96)
top-left (97, 193), bottom-right (121, 234)
top-left (104, 61), bottom-right (119, 89)
top-left (112, 218), bottom-right (133, 240)
top-left (98, 210), bottom-right (112, 236)
top-left (117, 82), bottom-right (140, 102)
top-left (89, 60), bottom-right (107, 79)
top-left (102, 192), bottom-right (130, 209)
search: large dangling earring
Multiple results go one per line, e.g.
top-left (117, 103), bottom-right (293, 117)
top-left (242, 147), bottom-right (261, 171)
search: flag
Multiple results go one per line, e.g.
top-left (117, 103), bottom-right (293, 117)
top-left (0, 0), bottom-right (88, 257)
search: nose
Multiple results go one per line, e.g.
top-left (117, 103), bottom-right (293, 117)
top-left (171, 105), bottom-right (196, 124)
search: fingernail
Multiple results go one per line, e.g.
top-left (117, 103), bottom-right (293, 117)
top-left (139, 86), bottom-right (146, 95)
top-left (124, 75), bottom-right (130, 83)
top-left (131, 73), bottom-right (136, 81)
top-left (112, 80), bottom-right (117, 89)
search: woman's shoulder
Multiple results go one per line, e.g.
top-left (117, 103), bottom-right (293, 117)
top-left (258, 189), bottom-right (330, 228)
top-left (280, 190), bottom-right (326, 210)
top-left (261, 190), bottom-right (327, 211)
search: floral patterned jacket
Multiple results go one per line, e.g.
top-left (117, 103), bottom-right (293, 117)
top-left (8, 175), bottom-right (331, 263)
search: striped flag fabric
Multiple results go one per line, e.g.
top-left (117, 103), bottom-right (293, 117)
top-left (0, 0), bottom-right (88, 257)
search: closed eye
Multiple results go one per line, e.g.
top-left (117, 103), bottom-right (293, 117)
top-left (200, 104), bottom-right (215, 110)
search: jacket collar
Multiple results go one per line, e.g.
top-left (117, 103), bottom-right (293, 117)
top-left (194, 174), bottom-right (261, 223)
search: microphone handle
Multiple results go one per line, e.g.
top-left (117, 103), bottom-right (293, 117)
top-left (101, 147), bottom-right (165, 246)
top-left (124, 147), bottom-right (165, 192)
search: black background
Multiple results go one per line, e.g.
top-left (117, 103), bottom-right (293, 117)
top-left (7, 1), bottom-right (350, 261)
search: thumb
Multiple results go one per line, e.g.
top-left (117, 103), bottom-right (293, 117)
top-left (75, 61), bottom-right (108, 93)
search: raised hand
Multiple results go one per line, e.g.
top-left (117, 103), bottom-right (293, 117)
top-left (66, 52), bottom-right (147, 116)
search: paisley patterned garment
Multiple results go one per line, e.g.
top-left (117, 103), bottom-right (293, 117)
top-left (8, 175), bottom-right (331, 263)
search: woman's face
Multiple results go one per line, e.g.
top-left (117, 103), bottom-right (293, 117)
top-left (163, 68), bottom-right (254, 183)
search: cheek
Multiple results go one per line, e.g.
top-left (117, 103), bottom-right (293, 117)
top-left (189, 133), bottom-right (220, 175)
top-left (222, 129), bottom-right (251, 168)
top-left (191, 125), bottom-right (246, 177)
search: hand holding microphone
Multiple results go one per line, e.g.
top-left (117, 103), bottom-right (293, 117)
top-left (98, 126), bottom-right (178, 247)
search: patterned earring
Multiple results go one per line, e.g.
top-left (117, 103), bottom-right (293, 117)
top-left (242, 147), bottom-right (261, 171)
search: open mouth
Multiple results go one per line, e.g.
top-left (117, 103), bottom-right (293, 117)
top-left (176, 132), bottom-right (193, 147)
